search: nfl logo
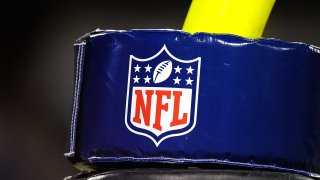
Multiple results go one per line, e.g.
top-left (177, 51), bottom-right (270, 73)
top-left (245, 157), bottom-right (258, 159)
top-left (125, 45), bottom-right (201, 146)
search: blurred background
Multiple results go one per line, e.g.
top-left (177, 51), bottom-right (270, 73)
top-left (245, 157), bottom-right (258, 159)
top-left (0, 0), bottom-right (319, 179)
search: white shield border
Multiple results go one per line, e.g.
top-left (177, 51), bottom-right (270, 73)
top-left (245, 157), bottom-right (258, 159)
top-left (125, 44), bottom-right (201, 147)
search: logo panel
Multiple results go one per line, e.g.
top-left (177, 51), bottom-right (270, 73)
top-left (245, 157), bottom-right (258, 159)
top-left (125, 45), bottom-right (201, 146)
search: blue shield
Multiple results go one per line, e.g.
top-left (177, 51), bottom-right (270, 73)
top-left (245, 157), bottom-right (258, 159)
top-left (125, 45), bottom-right (201, 146)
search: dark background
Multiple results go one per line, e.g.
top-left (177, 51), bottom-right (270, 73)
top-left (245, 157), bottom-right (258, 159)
top-left (0, 0), bottom-right (319, 179)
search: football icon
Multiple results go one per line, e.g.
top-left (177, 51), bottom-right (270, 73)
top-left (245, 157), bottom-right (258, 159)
top-left (153, 60), bottom-right (172, 84)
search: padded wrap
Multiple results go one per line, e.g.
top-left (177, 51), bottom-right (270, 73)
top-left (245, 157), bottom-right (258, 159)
top-left (65, 30), bottom-right (320, 178)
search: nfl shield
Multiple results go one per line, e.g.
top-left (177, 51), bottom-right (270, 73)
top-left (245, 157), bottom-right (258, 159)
top-left (125, 45), bottom-right (201, 146)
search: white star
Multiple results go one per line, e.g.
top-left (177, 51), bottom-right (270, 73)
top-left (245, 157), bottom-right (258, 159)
top-left (185, 77), bottom-right (193, 85)
top-left (133, 75), bottom-right (140, 83)
top-left (144, 75), bottom-right (151, 84)
top-left (173, 76), bottom-right (181, 85)
top-left (134, 64), bottom-right (141, 72)
top-left (186, 66), bottom-right (194, 74)
top-left (174, 65), bottom-right (182, 73)
top-left (144, 64), bottom-right (152, 72)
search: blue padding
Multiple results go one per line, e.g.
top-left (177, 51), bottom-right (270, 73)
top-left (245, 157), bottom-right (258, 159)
top-left (65, 29), bottom-right (320, 178)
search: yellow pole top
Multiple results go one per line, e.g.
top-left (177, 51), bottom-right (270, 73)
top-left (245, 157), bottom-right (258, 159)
top-left (183, 0), bottom-right (276, 38)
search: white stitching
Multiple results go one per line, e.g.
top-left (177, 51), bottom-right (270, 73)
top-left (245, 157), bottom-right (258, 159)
top-left (74, 42), bottom-right (86, 46)
top-left (73, 44), bottom-right (85, 151)
top-left (74, 44), bottom-right (84, 146)
top-left (87, 156), bottom-right (318, 177)
top-left (70, 45), bottom-right (80, 153)
top-left (69, 45), bottom-right (80, 153)
top-left (69, 43), bottom-right (85, 154)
